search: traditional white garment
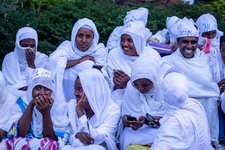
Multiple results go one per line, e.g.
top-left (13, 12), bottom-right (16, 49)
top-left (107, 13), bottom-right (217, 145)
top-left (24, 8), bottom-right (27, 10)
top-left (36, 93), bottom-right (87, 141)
top-left (103, 21), bottom-right (161, 106)
top-left (0, 71), bottom-right (17, 132)
top-left (67, 68), bottom-right (120, 150)
top-left (151, 72), bottom-right (213, 150)
top-left (166, 16), bottom-right (181, 44)
top-left (8, 68), bottom-right (70, 149)
top-left (49, 18), bottom-right (107, 101)
top-left (196, 13), bottom-right (224, 82)
top-left (106, 7), bottom-right (152, 51)
top-left (2, 27), bottom-right (48, 93)
top-left (119, 55), bottom-right (167, 150)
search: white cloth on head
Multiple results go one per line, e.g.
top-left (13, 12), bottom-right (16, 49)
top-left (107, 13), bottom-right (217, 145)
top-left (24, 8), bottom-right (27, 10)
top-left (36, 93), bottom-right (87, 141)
top-left (102, 22), bottom-right (160, 105)
top-left (175, 17), bottom-right (199, 39)
top-left (0, 71), bottom-right (16, 132)
top-left (106, 7), bottom-right (152, 51)
top-left (49, 18), bottom-right (107, 101)
top-left (68, 68), bottom-right (120, 150)
top-left (166, 16), bottom-right (180, 30)
top-left (2, 27), bottom-right (48, 91)
top-left (151, 72), bottom-right (213, 150)
top-left (120, 55), bottom-right (167, 150)
top-left (9, 68), bottom-right (69, 143)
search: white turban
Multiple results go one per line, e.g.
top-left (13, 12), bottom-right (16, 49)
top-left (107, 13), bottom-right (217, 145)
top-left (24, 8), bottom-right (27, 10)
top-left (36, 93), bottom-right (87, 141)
top-left (166, 16), bottom-right (180, 30)
top-left (122, 21), bottom-right (146, 55)
top-left (161, 71), bottom-right (189, 108)
top-left (123, 7), bottom-right (149, 26)
top-left (176, 17), bottom-right (199, 39)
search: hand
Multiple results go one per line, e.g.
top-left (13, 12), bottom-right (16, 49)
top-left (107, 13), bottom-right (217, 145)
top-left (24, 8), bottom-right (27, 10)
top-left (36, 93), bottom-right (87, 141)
top-left (35, 95), bottom-right (54, 115)
top-left (25, 48), bottom-right (36, 68)
top-left (76, 93), bottom-right (88, 117)
top-left (145, 116), bottom-right (161, 128)
top-left (122, 115), bottom-right (144, 130)
top-left (171, 44), bottom-right (178, 52)
top-left (75, 132), bottom-right (94, 145)
top-left (80, 55), bottom-right (95, 63)
top-left (113, 70), bottom-right (130, 89)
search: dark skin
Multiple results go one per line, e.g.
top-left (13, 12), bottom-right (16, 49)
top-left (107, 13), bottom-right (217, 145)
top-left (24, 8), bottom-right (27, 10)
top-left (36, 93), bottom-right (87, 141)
top-left (113, 69), bottom-right (130, 89)
top-left (66, 28), bottom-right (95, 69)
top-left (177, 36), bottom-right (198, 58)
top-left (74, 78), bottom-right (94, 145)
top-left (218, 42), bottom-right (225, 94)
top-left (0, 129), bottom-right (7, 137)
top-left (18, 85), bottom-right (57, 141)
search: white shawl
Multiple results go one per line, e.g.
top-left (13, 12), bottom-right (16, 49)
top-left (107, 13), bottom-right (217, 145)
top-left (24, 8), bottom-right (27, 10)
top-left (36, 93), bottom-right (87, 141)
top-left (151, 72), bottom-right (212, 150)
top-left (161, 49), bottom-right (219, 98)
top-left (49, 18), bottom-right (107, 101)
top-left (68, 68), bottom-right (120, 150)
top-left (122, 55), bottom-right (167, 117)
top-left (0, 71), bottom-right (17, 132)
top-left (2, 27), bottom-right (48, 90)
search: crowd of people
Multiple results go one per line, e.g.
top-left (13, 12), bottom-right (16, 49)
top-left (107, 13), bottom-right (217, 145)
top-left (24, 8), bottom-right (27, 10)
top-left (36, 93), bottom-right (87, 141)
top-left (0, 6), bottom-right (225, 150)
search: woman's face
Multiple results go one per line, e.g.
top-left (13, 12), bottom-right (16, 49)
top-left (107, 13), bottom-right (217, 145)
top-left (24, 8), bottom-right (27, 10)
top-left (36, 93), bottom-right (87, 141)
top-left (75, 28), bottom-right (94, 51)
top-left (120, 34), bottom-right (138, 56)
top-left (133, 78), bottom-right (153, 94)
top-left (202, 30), bottom-right (216, 39)
top-left (19, 38), bottom-right (36, 50)
top-left (32, 85), bottom-right (52, 98)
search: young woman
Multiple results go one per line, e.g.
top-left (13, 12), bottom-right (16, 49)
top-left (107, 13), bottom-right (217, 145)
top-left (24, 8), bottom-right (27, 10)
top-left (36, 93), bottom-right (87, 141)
top-left (119, 54), bottom-right (167, 150)
top-left (7, 68), bottom-right (70, 149)
top-left (49, 18), bottom-right (107, 102)
top-left (64, 68), bottom-right (120, 150)
top-left (2, 27), bottom-right (48, 97)
top-left (103, 21), bottom-right (160, 107)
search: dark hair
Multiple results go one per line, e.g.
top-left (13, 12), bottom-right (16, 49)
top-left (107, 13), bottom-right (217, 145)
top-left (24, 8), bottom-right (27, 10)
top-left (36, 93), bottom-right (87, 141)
top-left (220, 34), bottom-right (225, 46)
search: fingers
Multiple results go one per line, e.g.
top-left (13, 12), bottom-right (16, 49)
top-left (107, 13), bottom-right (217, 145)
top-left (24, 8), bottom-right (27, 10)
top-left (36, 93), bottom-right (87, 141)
top-left (35, 95), bottom-right (53, 109)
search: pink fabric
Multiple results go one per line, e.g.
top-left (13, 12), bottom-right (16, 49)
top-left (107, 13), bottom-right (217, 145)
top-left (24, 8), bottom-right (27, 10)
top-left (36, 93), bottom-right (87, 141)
top-left (203, 38), bottom-right (211, 54)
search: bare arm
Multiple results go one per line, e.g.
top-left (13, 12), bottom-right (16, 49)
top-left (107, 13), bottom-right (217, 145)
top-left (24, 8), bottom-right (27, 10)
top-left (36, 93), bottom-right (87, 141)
top-left (18, 99), bottom-right (36, 137)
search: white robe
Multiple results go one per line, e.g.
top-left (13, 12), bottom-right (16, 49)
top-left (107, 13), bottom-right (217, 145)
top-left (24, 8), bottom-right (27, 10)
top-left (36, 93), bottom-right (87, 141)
top-left (67, 68), bottom-right (120, 150)
top-left (49, 18), bottom-right (107, 102)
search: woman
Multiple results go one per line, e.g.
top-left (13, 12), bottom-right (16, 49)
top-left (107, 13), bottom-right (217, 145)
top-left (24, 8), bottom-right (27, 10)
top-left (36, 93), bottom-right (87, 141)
top-left (64, 68), bottom-right (120, 150)
top-left (0, 71), bottom-right (16, 148)
top-left (2, 27), bottom-right (48, 97)
top-left (151, 71), bottom-right (213, 150)
top-left (103, 21), bottom-right (160, 106)
top-left (119, 55), bottom-right (167, 150)
top-left (7, 68), bottom-right (70, 149)
top-left (49, 18), bottom-right (107, 101)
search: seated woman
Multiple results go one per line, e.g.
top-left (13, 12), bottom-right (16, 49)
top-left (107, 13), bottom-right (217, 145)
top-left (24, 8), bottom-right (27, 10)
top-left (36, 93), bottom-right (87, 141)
top-left (0, 71), bottom-right (16, 146)
top-left (49, 18), bottom-right (107, 102)
top-left (63, 68), bottom-right (120, 150)
top-left (2, 27), bottom-right (48, 97)
top-left (151, 71), bottom-right (213, 149)
top-left (103, 20), bottom-right (160, 106)
top-left (119, 54), bottom-right (167, 150)
top-left (7, 68), bottom-right (70, 149)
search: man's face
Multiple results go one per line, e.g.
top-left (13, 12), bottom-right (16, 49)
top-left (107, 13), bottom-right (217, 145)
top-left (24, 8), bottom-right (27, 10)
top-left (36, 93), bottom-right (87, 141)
top-left (220, 42), bottom-right (225, 64)
top-left (177, 36), bottom-right (198, 58)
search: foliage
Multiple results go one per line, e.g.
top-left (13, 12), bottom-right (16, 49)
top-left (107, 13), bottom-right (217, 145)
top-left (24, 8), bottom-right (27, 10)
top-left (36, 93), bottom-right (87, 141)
top-left (0, 0), bottom-right (224, 67)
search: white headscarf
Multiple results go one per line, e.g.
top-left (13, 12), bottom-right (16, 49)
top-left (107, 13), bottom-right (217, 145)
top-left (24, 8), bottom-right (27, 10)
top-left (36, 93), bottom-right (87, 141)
top-left (122, 21), bottom-right (146, 56)
top-left (71, 18), bottom-right (99, 56)
top-left (123, 7), bottom-right (149, 26)
top-left (26, 68), bottom-right (69, 137)
top-left (14, 27), bottom-right (38, 64)
top-left (176, 17), bottom-right (199, 39)
top-left (0, 71), bottom-right (16, 132)
top-left (166, 16), bottom-right (180, 30)
top-left (122, 53), bottom-right (167, 117)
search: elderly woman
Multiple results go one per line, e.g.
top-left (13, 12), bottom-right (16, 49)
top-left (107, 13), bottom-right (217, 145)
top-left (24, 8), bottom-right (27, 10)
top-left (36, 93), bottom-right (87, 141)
top-left (103, 21), bottom-right (160, 106)
top-left (0, 71), bottom-right (16, 148)
top-left (119, 54), bottom-right (167, 150)
top-left (2, 27), bottom-right (48, 96)
top-left (49, 18), bottom-right (107, 102)
top-left (63, 68), bottom-right (120, 150)
top-left (7, 68), bottom-right (70, 149)
top-left (151, 71), bottom-right (213, 150)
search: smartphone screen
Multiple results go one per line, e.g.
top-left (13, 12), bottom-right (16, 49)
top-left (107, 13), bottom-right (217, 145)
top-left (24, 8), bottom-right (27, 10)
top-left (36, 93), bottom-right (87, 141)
top-left (127, 115), bottom-right (137, 121)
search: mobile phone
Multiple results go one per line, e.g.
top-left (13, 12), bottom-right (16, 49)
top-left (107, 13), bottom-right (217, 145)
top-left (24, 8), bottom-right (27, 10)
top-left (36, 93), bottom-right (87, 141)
top-left (127, 115), bottom-right (137, 121)
top-left (93, 65), bottom-right (103, 71)
top-left (146, 113), bottom-right (158, 126)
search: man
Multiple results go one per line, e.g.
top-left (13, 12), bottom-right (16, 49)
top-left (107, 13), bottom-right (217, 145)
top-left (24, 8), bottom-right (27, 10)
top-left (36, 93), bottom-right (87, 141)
top-left (161, 17), bottom-right (221, 148)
